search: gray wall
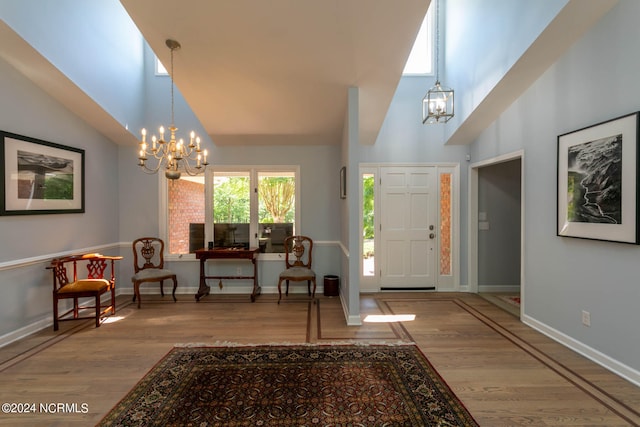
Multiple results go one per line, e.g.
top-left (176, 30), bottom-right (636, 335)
top-left (477, 160), bottom-right (521, 290)
top-left (0, 55), bottom-right (120, 338)
top-left (470, 0), bottom-right (640, 374)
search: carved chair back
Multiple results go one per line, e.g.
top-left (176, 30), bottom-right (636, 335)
top-left (283, 235), bottom-right (313, 269)
top-left (132, 237), bottom-right (165, 273)
top-left (50, 255), bottom-right (112, 291)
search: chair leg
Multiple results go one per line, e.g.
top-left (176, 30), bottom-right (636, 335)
top-left (111, 285), bottom-right (116, 315)
top-left (307, 280), bottom-right (311, 296)
top-left (311, 278), bottom-right (317, 298)
top-left (286, 280), bottom-right (290, 296)
top-left (53, 298), bottom-right (59, 331)
top-left (160, 280), bottom-right (165, 297)
top-left (134, 281), bottom-right (141, 309)
top-left (277, 278), bottom-right (283, 304)
top-left (171, 276), bottom-right (177, 302)
top-left (95, 295), bottom-right (101, 328)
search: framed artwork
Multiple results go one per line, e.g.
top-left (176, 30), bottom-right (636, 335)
top-left (1, 131), bottom-right (85, 215)
top-left (557, 112), bottom-right (639, 244)
top-left (340, 166), bottom-right (347, 199)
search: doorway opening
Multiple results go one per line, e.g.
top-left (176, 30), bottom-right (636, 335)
top-left (469, 151), bottom-right (524, 317)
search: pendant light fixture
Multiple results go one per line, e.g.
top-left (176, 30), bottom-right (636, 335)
top-left (422, 0), bottom-right (454, 124)
top-left (137, 39), bottom-right (208, 179)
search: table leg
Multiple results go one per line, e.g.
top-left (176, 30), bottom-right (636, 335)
top-left (250, 256), bottom-right (261, 302)
top-left (195, 258), bottom-right (211, 301)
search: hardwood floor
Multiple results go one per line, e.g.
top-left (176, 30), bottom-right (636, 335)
top-left (0, 292), bottom-right (638, 426)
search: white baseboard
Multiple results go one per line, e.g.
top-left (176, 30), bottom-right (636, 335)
top-left (118, 285), bottom-right (327, 299)
top-left (340, 292), bottom-right (362, 326)
top-left (522, 313), bottom-right (640, 387)
top-left (0, 317), bottom-right (51, 348)
top-left (478, 285), bottom-right (521, 293)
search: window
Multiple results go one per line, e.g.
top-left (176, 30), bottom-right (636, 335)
top-left (167, 176), bottom-right (205, 254)
top-left (362, 173), bottom-right (375, 277)
top-left (164, 167), bottom-right (299, 256)
top-left (402, 5), bottom-right (434, 75)
top-left (155, 57), bottom-right (168, 75)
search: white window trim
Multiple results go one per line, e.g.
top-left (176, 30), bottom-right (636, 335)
top-left (155, 57), bottom-right (168, 76)
top-left (160, 166), bottom-right (301, 261)
top-left (206, 165), bottom-right (300, 261)
top-left (402, 4), bottom-right (435, 76)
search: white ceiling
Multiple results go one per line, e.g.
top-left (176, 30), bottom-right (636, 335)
top-left (119, 0), bottom-right (429, 146)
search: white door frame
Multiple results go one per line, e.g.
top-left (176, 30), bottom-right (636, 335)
top-left (359, 162), bottom-right (460, 292)
top-left (468, 150), bottom-right (525, 314)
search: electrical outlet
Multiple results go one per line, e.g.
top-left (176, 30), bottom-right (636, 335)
top-left (581, 310), bottom-right (591, 326)
top-left (236, 267), bottom-right (242, 275)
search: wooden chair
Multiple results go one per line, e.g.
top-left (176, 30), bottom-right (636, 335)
top-left (277, 235), bottom-right (316, 303)
top-left (132, 237), bottom-right (177, 308)
top-left (48, 253), bottom-right (122, 331)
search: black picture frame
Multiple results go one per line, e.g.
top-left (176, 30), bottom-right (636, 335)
top-left (0, 131), bottom-right (85, 215)
top-left (340, 166), bottom-right (347, 199)
top-left (557, 112), bottom-right (639, 244)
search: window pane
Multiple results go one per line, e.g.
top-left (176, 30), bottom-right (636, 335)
top-left (362, 173), bottom-right (375, 276)
top-left (439, 173), bottom-right (452, 275)
top-left (402, 6), bottom-right (433, 75)
top-left (213, 172), bottom-right (250, 248)
top-left (168, 176), bottom-right (205, 254)
top-left (258, 171), bottom-right (295, 253)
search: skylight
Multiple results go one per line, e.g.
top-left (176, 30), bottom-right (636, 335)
top-left (403, 5), bottom-right (434, 75)
top-left (156, 58), bottom-right (168, 75)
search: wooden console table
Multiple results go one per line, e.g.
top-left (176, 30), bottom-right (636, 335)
top-left (194, 247), bottom-right (261, 302)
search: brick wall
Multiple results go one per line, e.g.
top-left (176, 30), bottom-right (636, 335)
top-left (168, 179), bottom-right (205, 254)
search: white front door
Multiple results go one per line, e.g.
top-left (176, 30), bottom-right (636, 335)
top-left (380, 166), bottom-right (437, 289)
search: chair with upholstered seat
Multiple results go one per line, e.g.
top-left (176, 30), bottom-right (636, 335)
top-left (277, 235), bottom-right (316, 304)
top-left (48, 253), bottom-right (122, 331)
top-left (132, 237), bottom-right (177, 308)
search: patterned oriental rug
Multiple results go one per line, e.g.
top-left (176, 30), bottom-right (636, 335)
top-left (98, 344), bottom-right (479, 426)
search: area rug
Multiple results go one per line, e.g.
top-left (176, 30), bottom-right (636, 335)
top-left (497, 294), bottom-right (521, 307)
top-left (98, 344), bottom-right (478, 426)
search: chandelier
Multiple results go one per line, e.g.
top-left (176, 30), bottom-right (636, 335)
top-left (137, 39), bottom-right (208, 179)
top-left (422, 0), bottom-right (454, 124)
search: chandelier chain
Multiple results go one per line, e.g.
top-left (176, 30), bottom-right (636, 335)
top-left (434, 0), bottom-right (440, 82)
top-left (170, 45), bottom-right (175, 126)
top-left (421, 0), bottom-right (454, 124)
top-left (137, 39), bottom-right (209, 179)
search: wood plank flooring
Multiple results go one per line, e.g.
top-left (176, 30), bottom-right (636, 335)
top-left (0, 292), bottom-right (638, 426)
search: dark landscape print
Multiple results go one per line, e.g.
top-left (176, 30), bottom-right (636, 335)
top-left (567, 134), bottom-right (622, 224)
top-left (17, 150), bottom-right (74, 200)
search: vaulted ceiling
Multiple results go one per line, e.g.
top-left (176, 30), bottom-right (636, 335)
top-left (119, 0), bottom-right (428, 146)
top-left (0, 1), bottom-right (618, 149)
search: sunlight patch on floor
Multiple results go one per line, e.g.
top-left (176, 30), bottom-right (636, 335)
top-left (363, 314), bottom-right (416, 323)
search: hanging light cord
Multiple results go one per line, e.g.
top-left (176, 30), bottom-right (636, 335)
top-left (434, 0), bottom-right (440, 83)
top-left (170, 46), bottom-right (175, 126)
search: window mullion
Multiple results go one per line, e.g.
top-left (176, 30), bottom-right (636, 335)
top-left (250, 169), bottom-right (259, 249)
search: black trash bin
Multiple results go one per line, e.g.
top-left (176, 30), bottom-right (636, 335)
top-left (323, 275), bottom-right (339, 297)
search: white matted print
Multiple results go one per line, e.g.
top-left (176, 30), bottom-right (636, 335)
top-left (557, 112), bottom-right (639, 244)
